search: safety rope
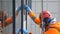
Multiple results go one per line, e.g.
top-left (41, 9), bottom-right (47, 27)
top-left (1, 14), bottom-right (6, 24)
top-left (41, 0), bottom-right (44, 34)
top-left (38, 0), bottom-right (43, 34)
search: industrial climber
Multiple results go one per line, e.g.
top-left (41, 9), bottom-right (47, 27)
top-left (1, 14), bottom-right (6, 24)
top-left (24, 5), bottom-right (60, 34)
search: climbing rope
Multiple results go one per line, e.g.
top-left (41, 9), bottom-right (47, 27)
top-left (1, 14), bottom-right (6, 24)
top-left (41, 0), bottom-right (44, 34)
top-left (37, 0), bottom-right (43, 34)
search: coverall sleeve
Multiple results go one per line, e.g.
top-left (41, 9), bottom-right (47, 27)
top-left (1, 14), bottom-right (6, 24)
top-left (28, 11), bottom-right (41, 25)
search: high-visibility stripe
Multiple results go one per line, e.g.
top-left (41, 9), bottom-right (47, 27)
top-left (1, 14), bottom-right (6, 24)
top-left (28, 11), bottom-right (41, 25)
top-left (28, 11), bottom-right (35, 18)
top-left (31, 16), bottom-right (36, 20)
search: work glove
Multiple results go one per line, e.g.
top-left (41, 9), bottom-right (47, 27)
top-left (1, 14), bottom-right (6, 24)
top-left (24, 5), bottom-right (31, 12)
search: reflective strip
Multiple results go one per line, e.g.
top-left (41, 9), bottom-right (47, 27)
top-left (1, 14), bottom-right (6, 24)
top-left (28, 11), bottom-right (35, 18)
top-left (28, 11), bottom-right (36, 19)
top-left (28, 11), bottom-right (40, 24)
top-left (31, 16), bottom-right (36, 20)
top-left (28, 11), bottom-right (36, 20)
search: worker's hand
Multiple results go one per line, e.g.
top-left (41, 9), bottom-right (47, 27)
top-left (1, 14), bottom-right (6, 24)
top-left (24, 5), bottom-right (31, 12)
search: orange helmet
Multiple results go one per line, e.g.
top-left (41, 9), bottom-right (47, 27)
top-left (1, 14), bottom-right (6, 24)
top-left (39, 10), bottom-right (52, 19)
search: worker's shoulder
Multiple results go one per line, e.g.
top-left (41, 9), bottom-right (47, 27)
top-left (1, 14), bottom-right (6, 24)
top-left (49, 21), bottom-right (60, 30)
top-left (49, 21), bottom-right (60, 28)
top-left (55, 22), bottom-right (60, 24)
top-left (44, 28), bottom-right (60, 34)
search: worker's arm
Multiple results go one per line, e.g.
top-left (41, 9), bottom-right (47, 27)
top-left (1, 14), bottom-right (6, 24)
top-left (24, 5), bottom-right (41, 25)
